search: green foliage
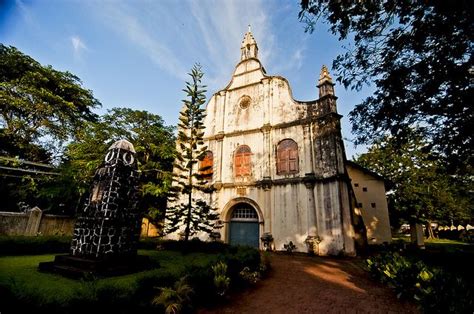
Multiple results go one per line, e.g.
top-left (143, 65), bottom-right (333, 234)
top-left (153, 276), bottom-right (194, 314)
top-left (239, 267), bottom-right (260, 285)
top-left (62, 107), bottom-right (176, 219)
top-left (366, 251), bottom-right (474, 312)
top-left (146, 238), bottom-right (230, 253)
top-left (0, 235), bottom-right (71, 256)
top-left (0, 44), bottom-right (100, 159)
top-left (0, 245), bottom-right (262, 312)
top-left (166, 64), bottom-right (220, 241)
top-left (355, 133), bottom-right (473, 227)
top-left (212, 262), bottom-right (230, 296)
top-left (0, 44), bottom-right (100, 214)
top-left (299, 1), bottom-right (473, 173)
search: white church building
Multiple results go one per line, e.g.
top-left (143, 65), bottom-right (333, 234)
top-left (174, 29), bottom-right (391, 256)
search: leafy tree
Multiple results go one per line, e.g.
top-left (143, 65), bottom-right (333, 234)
top-left (0, 44), bottom-right (100, 161)
top-left (0, 44), bottom-right (100, 212)
top-left (299, 1), bottom-right (473, 173)
top-left (355, 132), bottom-right (473, 237)
top-left (165, 65), bottom-right (220, 241)
top-left (59, 108), bottom-right (176, 218)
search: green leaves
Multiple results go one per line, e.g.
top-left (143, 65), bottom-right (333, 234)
top-left (0, 44), bottom-right (100, 213)
top-left (355, 132), bottom-right (473, 226)
top-left (300, 1), bottom-right (473, 173)
top-left (62, 107), bottom-right (176, 218)
top-left (0, 44), bottom-right (100, 156)
top-left (366, 251), bottom-right (473, 312)
top-left (166, 64), bottom-right (220, 240)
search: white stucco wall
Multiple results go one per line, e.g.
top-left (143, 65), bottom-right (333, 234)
top-left (170, 31), bottom-right (358, 256)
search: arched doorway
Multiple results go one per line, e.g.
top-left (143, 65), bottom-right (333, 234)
top-left (229, 203), bottom-right (259, 247)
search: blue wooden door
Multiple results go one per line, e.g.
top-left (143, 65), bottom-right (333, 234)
top-left (229, 221), bottom-right (259, 248)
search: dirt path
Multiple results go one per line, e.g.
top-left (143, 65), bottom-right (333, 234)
top-left (201, 254), bottom-right (418, 314)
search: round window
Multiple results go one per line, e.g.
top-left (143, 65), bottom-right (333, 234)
top-left (239, 96), bottom-right (251, 109)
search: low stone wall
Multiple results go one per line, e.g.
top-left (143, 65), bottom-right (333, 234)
top-left (0, 209), bottom-right (160, 237)
top-left (0, 212), bottom-right (29, 235)
top-left (0, 208), bottom-right (74, 236)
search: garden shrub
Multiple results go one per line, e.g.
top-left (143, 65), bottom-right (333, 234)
top-left (152, 276), bottom-right (194, 314)
top-left (212, 261), bottom-right (230, 296)
top-left (219, 245), bottom-right (261, 288)
top-left (0, 241), bottom-right (263, 313)
top-left (366, 251), bottom-right (474, 313)
top-left (0, 235), bottom-right (71, 256)
top-left (155, 238), bottom-right (230, 253)
top-left (183, 264), bottom-right (215, 306)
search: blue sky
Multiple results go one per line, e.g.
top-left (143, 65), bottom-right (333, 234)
top-left (1, 0), bottom-right (371, 158)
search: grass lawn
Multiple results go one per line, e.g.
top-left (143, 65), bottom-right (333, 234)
top-left (391, 237), bottom-right (474, 279)
top-left (0, 250), bottom-right (219, 308)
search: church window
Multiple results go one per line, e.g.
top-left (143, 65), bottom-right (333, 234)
top-left (371, 203), bottom-right (376, 208)
top-left (276, 139), bottom-right (299, 174)
top-left (239, 95), bottom-right (251, 109)
top-left (199, 151), bottom-right (213, 180)
top-left (354, 183), bottom-right (359, 187)
top-left (363, 187), bottom-right (368, 192)
top-left (234, 145), bottom-right (252, 177)
top-left (232, 206), bottom-right (258, 220)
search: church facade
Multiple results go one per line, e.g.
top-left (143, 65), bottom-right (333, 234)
top-left (198, 30), bottom-right (364, 256)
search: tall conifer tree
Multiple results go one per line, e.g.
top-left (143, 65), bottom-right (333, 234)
top-left (165, 64), bottom-right (219, 241)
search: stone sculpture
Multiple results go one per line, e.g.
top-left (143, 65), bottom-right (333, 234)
top-left (70, 139), bottom-right (140, 258)
top-left (39, 140), bottom-right (151, 277)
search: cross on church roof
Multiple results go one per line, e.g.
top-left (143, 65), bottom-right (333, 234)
top-left (240, 27), bottom-right (258, 61)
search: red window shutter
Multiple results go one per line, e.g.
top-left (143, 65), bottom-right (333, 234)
top-left (277, 140), bottom-right (298, 174)
top-left (289, 150), bottom-right (297, 160)
top-left (199, 151), bottom-right (213, 179)
top-left (235, 146), bottom-right (252, 177)
top-left (289, 160), bottom-right (297, 172)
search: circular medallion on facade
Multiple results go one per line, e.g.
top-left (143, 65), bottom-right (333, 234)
top-left (239, 95), bottom-right (251, 109)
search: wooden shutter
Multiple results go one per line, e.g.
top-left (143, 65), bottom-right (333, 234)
top-left (200, 151), bottom-right (213, 179)
top-left (235, 146), bottom-right (251, 177)
top-left (277, 139), bottom-right (298, 174)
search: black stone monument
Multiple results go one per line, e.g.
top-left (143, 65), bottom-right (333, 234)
top-left (39, 139), bottom-right (153, 278)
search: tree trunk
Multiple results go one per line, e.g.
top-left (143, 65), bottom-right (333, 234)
top-left (425, 221), bottom-right (436, 239)
top-left (410, 222), bottom-right (425, 249)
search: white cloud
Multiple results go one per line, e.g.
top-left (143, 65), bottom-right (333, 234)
top-left (90, 2), bottom-right (188, 80)
top-left (86, 0), bottom-right (275, 90)
top-left (273, 45), bottom-right (306, 74)
top-left (187, 0), bottom-right (275, 91)
top-left (71, 36), bottom-right (87, 59)
top-left (16, 0), bottom-right (35, 25)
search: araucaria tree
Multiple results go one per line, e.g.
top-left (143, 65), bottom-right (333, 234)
top-left (166, 65), bottom-right (220, 241)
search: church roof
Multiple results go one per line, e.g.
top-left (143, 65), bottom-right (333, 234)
top-left (346, 160), bottom-right (386, 181)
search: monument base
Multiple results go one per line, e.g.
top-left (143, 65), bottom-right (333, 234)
top-left (38, 254), bottom-right (156, 279)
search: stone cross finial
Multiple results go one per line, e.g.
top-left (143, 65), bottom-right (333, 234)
top-left (319, 65), bottom-right (333, 84)
top-left (241, 27), bottom-right (259, 61)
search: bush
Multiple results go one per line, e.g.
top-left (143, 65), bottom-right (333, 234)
top-left (152, 276), bottom-right (194, 314)
top-left (0, 236), bottom-right (71, 256)
top-left (155, 238), bottom-right (230, 253)
top-left (366, 251), bottom-right (474, 313)
top-left (0, 240), bottom-right (263, 312)
top-left (212, 262), bottom-right (230, 297)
